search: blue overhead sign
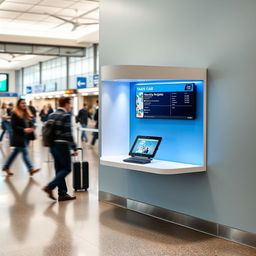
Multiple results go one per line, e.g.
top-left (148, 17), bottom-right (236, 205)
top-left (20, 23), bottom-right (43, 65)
top-left (77, 77), bottom-right (87, 89)
top-left (26, 86), bottom-right (32, 94)
top-left (93, 74), bottom-right (99, 87)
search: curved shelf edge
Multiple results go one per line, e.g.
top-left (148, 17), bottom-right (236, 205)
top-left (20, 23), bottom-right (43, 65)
top-left (100, 155), bottom-right (206, 175)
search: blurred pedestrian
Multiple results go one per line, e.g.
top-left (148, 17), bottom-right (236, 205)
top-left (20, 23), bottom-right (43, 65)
top-left (0, 102), bottom-right (12, 143)
top-left (7, 102), bottom-right (14, 115)
top-left (2, 99), bottom-right (40, 176)
top-left (91, 100), bottom-right (99, 146)
top-left (43, 96), bottom-right (77, 201)
top-left (47, 104), bottom-right (53, 115)
top-left (39, 105), bottom-right (49, 123)
top-left (77, 103), bottom-right (91, 142)
top-left (28, 100), bottom-right (37, 124)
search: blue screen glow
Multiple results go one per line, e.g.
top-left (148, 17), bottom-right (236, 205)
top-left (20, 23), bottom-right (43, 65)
top-left (132, 138), bottom-right (159, 155)
top-left (130, 79), bottom-right (204, 164)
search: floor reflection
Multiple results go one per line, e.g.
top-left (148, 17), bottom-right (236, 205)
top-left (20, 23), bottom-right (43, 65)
top-left (4, 177), bottom-right (39, 242)
top-left (0, 145), bottom-right (6, 158)
top-left (43, 203), bottom-right (75, 256)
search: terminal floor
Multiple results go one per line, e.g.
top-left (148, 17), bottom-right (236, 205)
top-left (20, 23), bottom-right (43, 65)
top-left (0, 139), bottom-right (255, 256)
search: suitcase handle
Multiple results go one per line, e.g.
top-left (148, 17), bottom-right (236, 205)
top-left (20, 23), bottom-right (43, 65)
top-left (74, 147), bottom-right (83, 162)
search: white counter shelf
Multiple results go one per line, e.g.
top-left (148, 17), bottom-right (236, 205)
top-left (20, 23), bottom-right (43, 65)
top-left (100, 155), bottom-right (205, 175)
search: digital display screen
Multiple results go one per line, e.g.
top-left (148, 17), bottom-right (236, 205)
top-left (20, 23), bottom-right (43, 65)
top-left (136, 83), bottom-right (196, 120)
top-left (0, 73), bottom-right (8, 92)
top-left (132, 138), bottom-right (159, 156)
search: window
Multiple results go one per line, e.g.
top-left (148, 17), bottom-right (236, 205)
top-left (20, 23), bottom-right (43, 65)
top-left (69, 46), bottom-right (94, 89)
top-left (17, 45), bottom-right (98, 93)
top-left (23, 64), bottom-right (40, 94)
top-left (42, 57), bottom-right (67, 91)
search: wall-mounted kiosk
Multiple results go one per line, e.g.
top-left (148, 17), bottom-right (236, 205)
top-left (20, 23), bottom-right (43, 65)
top-left (100, 65), bottom-right (207, 175)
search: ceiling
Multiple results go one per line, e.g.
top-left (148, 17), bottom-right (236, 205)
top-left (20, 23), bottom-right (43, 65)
top-left (0, 0), bottom-right (99, 69)
top-left (0, 0), bottom-right (99, 42)
top-left (0, 53), bottom-right (55, 69)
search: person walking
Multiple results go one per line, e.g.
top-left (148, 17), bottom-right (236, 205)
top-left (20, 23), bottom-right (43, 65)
top-left (0, 102), bottom-right (13, 143)
top-left (47, 104), bottom-right (54, 116)
top-left (43, 96), bottom-right (77, 201)
top-left (7, 102), bottom-right (14, 117)
top-left (28, 100), bottom-right (37, 124)
top-left (1, 103), bottom-right (9, 141)
top-left (77, 103), bottom-right (91, 142)
top-left (39, 105), bottom-right (49, 123)
top-left (2, 99), bottom-right (40, 176)
top-left (91, 100), bottom-right (99, 146)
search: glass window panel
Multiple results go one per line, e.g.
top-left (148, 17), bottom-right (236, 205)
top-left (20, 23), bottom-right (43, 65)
top-left (23, 64), bottom-right (40, 87)
top-left (76, 61), bottom-right (82, 74)
top-left (69, 76), bottom-right (76, 89)
top-left (70, 62), bottom-right (75, 75)
top-left (56, 66), bottom-right (61, 78)
top-left (59, 47), bottom-right (85, 57)
top-left (81, 59), bottom-right (86, 73)
top-left (0, 43), bottom-right (4, 52)
top-left (88, 58), bottom-right (93, 72)
top-left (6, 44), bottom-right (32, 54)
top-left (33, 46), bottom-right (59, 55)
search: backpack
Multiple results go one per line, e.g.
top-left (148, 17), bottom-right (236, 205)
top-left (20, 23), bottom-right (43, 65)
top-left (42, 119), bottom-right (56, 147)
top-left (42, 112), bottom-right (64, 147)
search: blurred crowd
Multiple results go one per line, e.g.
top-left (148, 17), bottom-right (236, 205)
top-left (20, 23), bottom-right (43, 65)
top-left (0, 97), bottom-right (99, 201)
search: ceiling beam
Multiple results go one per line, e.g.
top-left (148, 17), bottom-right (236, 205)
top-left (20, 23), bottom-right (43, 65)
top-left (0, 8), bottom-right (98, 21)
top-left (0, 34), bottom-right (93, 47)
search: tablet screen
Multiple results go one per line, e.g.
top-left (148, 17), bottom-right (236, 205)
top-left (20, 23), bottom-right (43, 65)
top-left (130, 136), bottom-right (162, 158)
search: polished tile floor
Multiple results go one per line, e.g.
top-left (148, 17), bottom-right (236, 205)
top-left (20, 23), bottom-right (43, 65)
top-left (0, 135), bottom-right (255, 256)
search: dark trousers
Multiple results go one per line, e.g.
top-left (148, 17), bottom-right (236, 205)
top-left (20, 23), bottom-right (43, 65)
top-left (91, 132), bottom-right (98, 145)
top-left (47, 143), bottom-right (71, 196)
top-left (0, 121), bottom-right (12, 141)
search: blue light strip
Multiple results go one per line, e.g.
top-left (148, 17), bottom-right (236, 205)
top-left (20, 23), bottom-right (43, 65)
top-left (135, 81), bottom-right (202, 86)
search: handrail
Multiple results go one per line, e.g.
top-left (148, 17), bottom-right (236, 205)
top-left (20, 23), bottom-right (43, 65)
top-left (77, 127), bottom-right (99, 133)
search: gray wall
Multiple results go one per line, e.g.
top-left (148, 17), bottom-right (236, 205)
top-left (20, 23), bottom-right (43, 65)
top-left (99, 0), bottom-right (256, 234)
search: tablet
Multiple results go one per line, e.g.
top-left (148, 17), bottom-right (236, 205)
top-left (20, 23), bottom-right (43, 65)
top-left (129, 136), bottom-right (162, 159)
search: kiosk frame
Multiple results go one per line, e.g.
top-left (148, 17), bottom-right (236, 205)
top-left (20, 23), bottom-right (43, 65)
top-left (100, 65), bottom-right (207, 175)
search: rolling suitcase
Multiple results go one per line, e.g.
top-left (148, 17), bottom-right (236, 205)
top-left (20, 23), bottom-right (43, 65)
top-left (73, 148), bottom-right (89, 191)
